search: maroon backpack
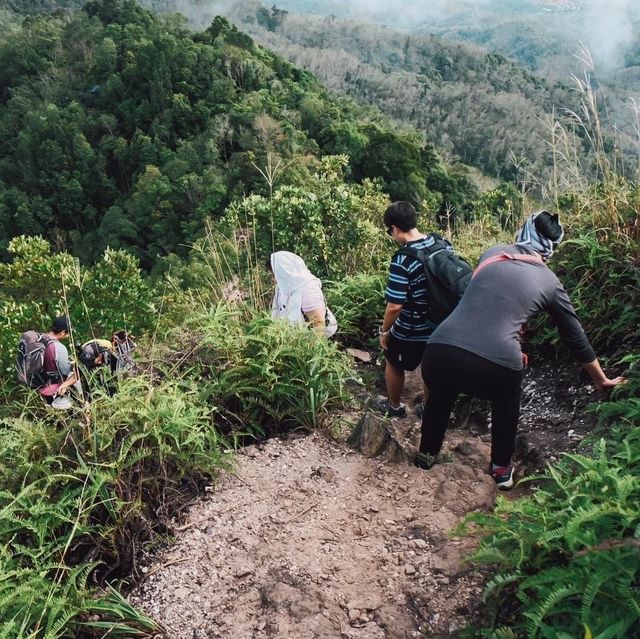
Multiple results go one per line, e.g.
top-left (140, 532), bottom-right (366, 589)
top-left (16, 331), bottom-right (54, 388)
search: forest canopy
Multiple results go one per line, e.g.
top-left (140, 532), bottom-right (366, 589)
top-left (0, 0), bottom-right (477, 268)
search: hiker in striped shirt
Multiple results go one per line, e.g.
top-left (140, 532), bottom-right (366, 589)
top-left (373, 201), bottom-right (448, 418)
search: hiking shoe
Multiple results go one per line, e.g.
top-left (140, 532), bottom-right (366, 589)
top-left (413, 452), bottom-right (438, 470)
top-left (490, 464), bottom-right (514, 490)
top-left (370, 398), bottom-right (407, 418)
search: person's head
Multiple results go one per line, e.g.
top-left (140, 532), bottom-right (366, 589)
top-left (534, 210), bottom-right (563, 242)
top-left (269, 251), bottom-right (315, 290)
top-left (383, 201), bottom-right (418, 241)
top-left (78, 339), bottom-right (113, 370)
top-left (515, 210), bottom-right (564, 259)
top-left (50, 315), bottom-right (71, 339)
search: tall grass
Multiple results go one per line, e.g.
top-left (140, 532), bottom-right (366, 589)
top-left (166, 304), bottom-right (356, 435)
top-left (325, 273), bottom-right (387, 347)
top-left (0, 372), bottom-right (234, 637)
top-left (534, 231), bottom-right (640, 353)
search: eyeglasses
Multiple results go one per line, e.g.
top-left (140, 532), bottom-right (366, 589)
top-left (386, 226), bottom-right (394, 236)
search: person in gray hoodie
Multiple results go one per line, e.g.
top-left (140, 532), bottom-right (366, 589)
top-left (415, 211), bottom-right (624, 489)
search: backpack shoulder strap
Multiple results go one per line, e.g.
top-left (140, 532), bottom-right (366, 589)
top-left (395, 246), bottom-right (418, 258)
top-left (40, 335), bottom-right (60, 376)
top-left (395, 235), bottom-right (444, 261)
top-left (473, 251), bottom-right (545, 279)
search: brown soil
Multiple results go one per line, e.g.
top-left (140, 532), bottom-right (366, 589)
top-left (130, 360), bottom-right (603, 638)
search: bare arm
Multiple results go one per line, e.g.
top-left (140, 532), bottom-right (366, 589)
top-left (57, 371), bottom-right (79, 395)
top-left (379, 302), bottom-right (403, 350)
top-left (305, 307), bottom-right (327, 336)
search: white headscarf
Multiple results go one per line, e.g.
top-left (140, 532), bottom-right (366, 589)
top-left (270, 251), bottom-right (337, 337)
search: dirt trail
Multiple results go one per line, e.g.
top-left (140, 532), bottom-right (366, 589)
top-left (131, 431), bottom-right (493, 638)
top-left (130, 362), bottom-right (599, 638)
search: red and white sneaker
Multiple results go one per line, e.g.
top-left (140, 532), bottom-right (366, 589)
top-left (490, 464), bottom-right (514, 490)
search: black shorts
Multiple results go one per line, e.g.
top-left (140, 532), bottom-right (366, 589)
top-left (384, 334), bottom-right (427, 371)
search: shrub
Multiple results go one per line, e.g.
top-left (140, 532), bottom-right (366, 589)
top-left (472, 183), bottom-right (524, 233)
top-left (325, 272), bottom-right (387, 347)
top-left (460, 368), bottom-right (640, 638)
top-left (0, 236), bottom-right (157, 379)
top-left (168, 305), bottom-right (357, 436)
top-left (221, 155), bottom-right (391, 279)
top-left (532, 232), bottom-right (640, 352)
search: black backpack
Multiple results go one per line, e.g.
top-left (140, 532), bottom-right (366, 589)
top-left (16, 331), bottom-right (54, 388)
top-left (396, 234), bottom-right (472, 324)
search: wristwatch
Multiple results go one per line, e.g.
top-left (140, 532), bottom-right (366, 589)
top-left (379, 327), bottom-right (390, 336)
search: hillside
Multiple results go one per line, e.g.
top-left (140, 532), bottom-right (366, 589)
top-left (0, 3), bottom-right (638, 639)
top-left (131, 1), bottom-right (640, 186)
top-left (249, 0), bottom-right (640, 80)
top-left (218, 0), bottom-right (640, 185)
top-left (0, 0), bottom-right (476, 267)
top-left (7, 0), bottom-right (639, 189)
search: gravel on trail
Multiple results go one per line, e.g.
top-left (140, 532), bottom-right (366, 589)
top-left (130, 360), bottom-right (602, 638)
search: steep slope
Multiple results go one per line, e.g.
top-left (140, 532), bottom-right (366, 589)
top-left (130, 1), bottom-right (604, 183)
top-left (200, 1), bottom-right (640, 184)
top-left (9, 0), bottom-right (636, 187)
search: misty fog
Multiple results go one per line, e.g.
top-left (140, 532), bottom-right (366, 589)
top-left (166, 0), bottom-right (639, 72)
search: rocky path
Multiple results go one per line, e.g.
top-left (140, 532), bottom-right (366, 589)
top-left (130, 362), bottom-right (600, 638)
top-left (131, 430), bottom-right (495, 638)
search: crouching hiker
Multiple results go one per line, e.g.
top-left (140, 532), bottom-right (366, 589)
top-left (415, 211), bottom-right (625, 489)
top-left (268, 251), bottom-right (338, 338)
top-left (78, 338), bottom-right (119, 374)
top-left (78, 332), bottom-right (135, 397)
top-left (16, 315), bottom-right (82, 410)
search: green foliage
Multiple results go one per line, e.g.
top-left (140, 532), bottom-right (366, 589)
top-left (444, 217), bottom-right (509, 267)
top-left (0, 369), bottom-right (232, 636)
top-left (461, 368), bottom-right (640, 638)
top-left (325, 272), bottom-right (387, 346)
top-left (221, 155), bottom-right (391, 279)
top-left (168, 304), bottom-right (356, 436)
top-left (0, 1), bottom-right (472, 269)
top-left (533, 231), bottom-right (640, 352)
top-left (0, 236), bottom-right (156, 378)
top-left (472, 183), bottom-right (524, 232)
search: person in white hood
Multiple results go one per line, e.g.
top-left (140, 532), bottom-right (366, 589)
top-left (268, 251), bottom-right (337, 338)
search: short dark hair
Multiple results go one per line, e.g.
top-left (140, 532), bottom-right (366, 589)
top-left (51, 316), bottom-right (70, 334)
top-left (534, 210), bottom-right (563, 242)
top-left (383, 201), bottom-right (417, 232)
top-left (265, 257), bottom-right (273, 272)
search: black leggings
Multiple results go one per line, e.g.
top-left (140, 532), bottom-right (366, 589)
top-left (420, 344), bottom-right (525, 467)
